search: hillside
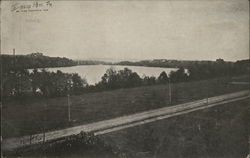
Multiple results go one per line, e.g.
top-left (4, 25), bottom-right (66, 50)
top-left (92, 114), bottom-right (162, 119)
top-left (1, 53), bottom-right (77, 71)
top-left (116, 58), bottom-right (250, 68)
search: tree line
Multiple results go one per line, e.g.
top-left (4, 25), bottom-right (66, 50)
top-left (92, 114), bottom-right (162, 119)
top-left (1, 53), bottom-right (78, 72)
top-left (1, 69), bottom-right (87, 98)
top-left (116, 58), bottom-right (233, 68)
top-left (1, 53), bottom-right (249, 99)
top-left (93, 67), bottom-right (188, 90)
top-left (1, 67), bottom-right (189, 98)
top-left (116, 58), bottom-right (249, 76)
top-left (1, 53), bottom-right (112, 73)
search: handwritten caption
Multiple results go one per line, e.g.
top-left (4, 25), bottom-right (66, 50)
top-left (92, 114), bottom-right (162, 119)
top-left (11, 1), bottom-right (53, 13)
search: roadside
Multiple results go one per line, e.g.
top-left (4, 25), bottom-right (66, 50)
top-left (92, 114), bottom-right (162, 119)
top-left (100, 98), bottom-right (249, 158)
top-left (6, 98), bottom-right (249, 158)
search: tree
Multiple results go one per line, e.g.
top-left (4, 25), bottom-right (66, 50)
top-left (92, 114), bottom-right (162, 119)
top-left (72, 73), bottom-right (87, 94)
top-left (105, 68), bottom-right (119, 89)
top-left (118, 68), bottom-right (141, 88)
top-left (98, 67), bottom-right (142, 89)
top-left (157, 71), bottom-right (169, 84)
top-left (29, 69), bottom-right (87, 97)
top-left (129, 72), bottom-right (142, 87)
top-left (143, 76), bottom-right (156, 85)
top-left (169, 67), bottom-right (188, 83)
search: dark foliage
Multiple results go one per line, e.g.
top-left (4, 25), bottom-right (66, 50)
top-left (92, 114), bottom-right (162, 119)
top-left (1, 53), bottom-right (77, 73)
top-left (2, 69), bottom-right (87, 98)
top-left (116, 59), bottom-right (249, 81)
top-left (169, 67), bottom-right (188, 83)
top-left (96, 68), bottom-right (142, 89)
top-left (1, 53), bottom-right (249, 99)
top-left (142, 76), bottom-right (157, 85)
top-left (157, 71), bottom-right (169, 84)
top-left (116, 59), bottom-right (232, 69)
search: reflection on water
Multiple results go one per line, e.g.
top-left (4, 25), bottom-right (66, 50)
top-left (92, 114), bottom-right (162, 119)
top-left (45, 65), bottom-right (178, 85)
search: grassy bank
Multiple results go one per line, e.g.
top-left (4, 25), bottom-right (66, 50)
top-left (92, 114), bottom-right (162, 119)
top-left (2, 75), bottom-right (249, 138)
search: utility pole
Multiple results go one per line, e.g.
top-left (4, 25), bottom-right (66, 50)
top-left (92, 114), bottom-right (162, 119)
top-left (13, 49), bottom-right (18, 95)
top-left (169, 77), bottom-right (172, 104)
top-left (13, 49), bottom-right (16, 68)
top-left (13, 49), bottom-right (22, 94)
top-left (67, 94), bottom-right (71, 122)
top-left (0, 46), bottom-right (3, 158)
top-left (206, 86), bottom-right (209, 104)
top-left (206, 92), bottom-right (208, 104)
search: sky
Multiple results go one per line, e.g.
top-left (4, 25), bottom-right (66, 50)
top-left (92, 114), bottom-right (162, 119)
top-left (1, 0), bottom-right (249, 61)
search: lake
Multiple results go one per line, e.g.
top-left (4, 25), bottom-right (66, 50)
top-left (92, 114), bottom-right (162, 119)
top-left (46, 65), bottom-right (178, 85)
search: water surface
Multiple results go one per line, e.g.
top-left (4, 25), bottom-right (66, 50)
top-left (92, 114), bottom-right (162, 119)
top-left (46, 65), bottom-right (178, 85)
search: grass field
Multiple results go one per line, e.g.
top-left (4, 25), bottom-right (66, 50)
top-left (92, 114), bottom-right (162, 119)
top-left (8, 98), bottom-right (249, 158)
top-left (2, 75), bottom-right (249, 138)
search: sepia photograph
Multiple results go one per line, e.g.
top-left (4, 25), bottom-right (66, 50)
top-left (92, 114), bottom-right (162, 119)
top-left (1, 0), bottom-right (249, 157)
